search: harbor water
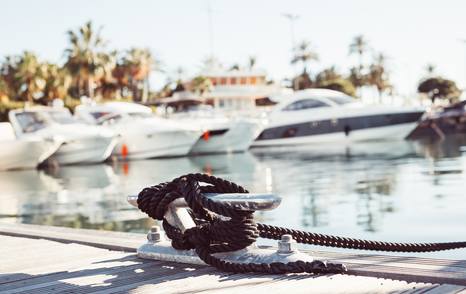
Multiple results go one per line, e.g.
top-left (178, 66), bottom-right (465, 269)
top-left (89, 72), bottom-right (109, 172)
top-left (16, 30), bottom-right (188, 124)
top-left (1, 136), bottom-right (466, 259)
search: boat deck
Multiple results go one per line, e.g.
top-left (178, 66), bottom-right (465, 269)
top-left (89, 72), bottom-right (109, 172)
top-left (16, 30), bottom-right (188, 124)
top-left (1, 223), bottom-right (466, 293)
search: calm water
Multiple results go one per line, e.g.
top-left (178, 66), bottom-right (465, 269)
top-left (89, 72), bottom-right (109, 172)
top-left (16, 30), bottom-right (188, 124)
top-left (2, 136), bottom-right (466, 259)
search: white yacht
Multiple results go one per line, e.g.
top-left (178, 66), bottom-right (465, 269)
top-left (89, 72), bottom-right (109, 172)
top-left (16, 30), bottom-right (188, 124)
top-left (0, 122), bottom-right (61, 171)
top-left (252, 89), bottom-right (425, 147)
top-left (9, 106), bottom-right (117, 165)
top-left (175, 113), bottom-right (261, 154)
top-left (157, 100), bottom-right (263, 154)
top-left (74, 102), bottom-right (202, 159)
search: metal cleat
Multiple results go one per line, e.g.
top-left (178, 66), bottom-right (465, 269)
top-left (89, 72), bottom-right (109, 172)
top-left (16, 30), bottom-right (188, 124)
top-left (128, 192), bottom-right (315, 266)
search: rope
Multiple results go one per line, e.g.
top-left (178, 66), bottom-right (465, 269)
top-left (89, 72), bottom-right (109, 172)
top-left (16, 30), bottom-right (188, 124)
top-left (136, 173), bottom-right (466, 274)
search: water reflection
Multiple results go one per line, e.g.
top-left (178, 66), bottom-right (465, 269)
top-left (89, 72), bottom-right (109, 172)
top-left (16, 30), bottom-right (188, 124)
top-left (1, 137), bottom-right (466, 258)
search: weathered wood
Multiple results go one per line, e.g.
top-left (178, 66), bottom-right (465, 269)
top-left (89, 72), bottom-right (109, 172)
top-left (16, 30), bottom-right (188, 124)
top-left (1, 224), bottom-right (466, 293)
top-left (0, 235), bottom-right (438, 294)
top-left (0, 223), bottom-right (141, 252)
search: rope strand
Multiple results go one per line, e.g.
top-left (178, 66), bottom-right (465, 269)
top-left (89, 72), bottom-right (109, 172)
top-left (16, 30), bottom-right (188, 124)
top-left (136, 173), bottom-right (466, 274)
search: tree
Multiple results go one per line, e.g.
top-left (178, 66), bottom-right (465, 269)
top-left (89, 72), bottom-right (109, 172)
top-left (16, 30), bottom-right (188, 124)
top-left (64, 21), bottom-right (107, 98)
top-left (170, 67), bottom-right (186, 94)
top-left (367, 53), bottom-right (391, 99)
top-left (0, 77), bottom-right (10, 101)
top-left (418, 77), bottom-right (462, 103)
top-left (349, 35), bottom-right (369, 71)
top-left (114, 48), bottom-right (155, 102)
top-left (317, 78), bottom-right (356, 97)
top-left (0, 57), bottom-right (16, 101)
top-left (291, 40), bottom-right (319, 74)
top-left (95, 51), bottom-right (118, 99)
top-left (291, 71), bottom-right (312, 90)
top-left (348, 67), bottom-right (366, 90)
top-left (314, 66), bottom-right (356, 97)
top-left (9, 52), bottom-right (47, 102)
top-left (191, 76), bottom-right (212, 96)
top-left (41, 63), bottom-right (72, 104)
top-left (314, 66), bottom-right (342, 85)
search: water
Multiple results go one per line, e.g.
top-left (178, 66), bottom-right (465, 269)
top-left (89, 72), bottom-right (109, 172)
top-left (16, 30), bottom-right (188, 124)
top-left (1, 136), bottom-right (466, 259)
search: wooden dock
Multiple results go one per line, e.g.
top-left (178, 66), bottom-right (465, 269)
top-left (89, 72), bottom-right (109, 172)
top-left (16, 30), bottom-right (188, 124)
top-left (1, 223), bottom-right (466, 293)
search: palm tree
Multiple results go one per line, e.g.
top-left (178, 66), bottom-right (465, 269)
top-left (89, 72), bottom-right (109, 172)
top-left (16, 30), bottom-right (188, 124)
top-left (64, 21), bottom-right (107, 98)
top-left (348, 67), bottom-right (366, 91)
top-left (367, 53), bottom-right (391, 100)
top-left (0, 57), bottom-right (16, 101)
top-left (315, 66), bottom-right (341, 85)
top-left (191, 76), bottom-right (212, 96)
top-left (94, 50), bottom-right (118, 99)
top-left (0, 77), bottom-right (10, 101)
top-left (349, 35), bottom-right (369, 71)
top-left (41, 63), bottom-right (72, 103)
top-left (116, 48), bottom-right (154, 102)
top-left (13, 52), bottom-right (47, 102)
top-left (291, 40), bottom-right (319, 74)
top-left (418, 77), bottom-right (461, 103)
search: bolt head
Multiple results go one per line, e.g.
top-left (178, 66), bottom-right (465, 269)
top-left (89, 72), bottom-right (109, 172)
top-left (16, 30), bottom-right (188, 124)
top-left (281, 234), bottom-right (292, 242)
top-left (277, 234), bottom-right (296, 254)
top-left (147, 226), bottom-right (162, 243)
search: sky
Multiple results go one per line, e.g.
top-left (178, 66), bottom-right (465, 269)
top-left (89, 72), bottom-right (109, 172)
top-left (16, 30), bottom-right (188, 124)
top-left (1, 0), bottom-right (466, 98)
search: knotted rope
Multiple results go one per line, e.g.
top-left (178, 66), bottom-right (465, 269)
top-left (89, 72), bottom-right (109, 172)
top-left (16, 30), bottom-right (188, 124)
top-left (137, 173), bottom-right (466, 274)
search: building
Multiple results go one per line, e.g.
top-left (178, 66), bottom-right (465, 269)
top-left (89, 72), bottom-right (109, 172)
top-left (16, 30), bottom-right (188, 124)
top-left (166, 66), bottom-right (291, 111)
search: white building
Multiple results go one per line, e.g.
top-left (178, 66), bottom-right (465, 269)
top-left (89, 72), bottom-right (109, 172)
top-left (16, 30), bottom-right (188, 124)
top-left (168, 67), bottom-right (291, 111)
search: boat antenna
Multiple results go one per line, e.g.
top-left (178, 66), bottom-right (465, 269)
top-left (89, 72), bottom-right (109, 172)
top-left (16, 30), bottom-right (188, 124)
top-left (207, 0), bottom-right (215, 60)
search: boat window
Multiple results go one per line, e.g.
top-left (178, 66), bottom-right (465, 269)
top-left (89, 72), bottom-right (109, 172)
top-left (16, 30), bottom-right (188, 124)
top-left (46, 110), bottom-right (77, 124)
top-left (98, 114), bottom-right (124, 125)
top-left (326, 95), bottom-right (353, 105)
top-left (90, 112), bottom-right (110, 120)
top-left (15, 112), bottom-right (48, 133)
top-left (282, 99), bottom-right (329, 111)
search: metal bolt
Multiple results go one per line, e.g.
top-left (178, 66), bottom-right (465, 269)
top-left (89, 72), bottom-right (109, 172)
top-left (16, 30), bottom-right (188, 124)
top-left (147, 225), bottom-right (161, 243)
top-left (277, 234), bottom-right (296, 254)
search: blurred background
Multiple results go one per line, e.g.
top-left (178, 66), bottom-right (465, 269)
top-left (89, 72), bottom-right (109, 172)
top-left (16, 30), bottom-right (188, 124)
top-left (1, 0), bottom-right (466, 260)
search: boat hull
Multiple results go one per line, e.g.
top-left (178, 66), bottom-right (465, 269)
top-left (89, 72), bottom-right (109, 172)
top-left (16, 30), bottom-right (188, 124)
top-left (0, 139), bottom-right (60, 171)
top-left (190, 120), bottom-right (262, 154)
top-left (50, 136), bottom-right (117, 165)
top-left (252, 112), bottom-right (423, 147)
top-left (113, 130), bottom-right (200, 160)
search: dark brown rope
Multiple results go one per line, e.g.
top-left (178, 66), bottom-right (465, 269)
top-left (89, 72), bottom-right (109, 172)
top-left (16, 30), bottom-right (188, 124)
top-left (136, 173), bottom-right (466, 274)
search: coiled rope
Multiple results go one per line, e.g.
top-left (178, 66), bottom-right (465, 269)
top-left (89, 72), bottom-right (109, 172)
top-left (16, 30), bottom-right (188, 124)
top-left (137, 173), bottom-right (466, 274)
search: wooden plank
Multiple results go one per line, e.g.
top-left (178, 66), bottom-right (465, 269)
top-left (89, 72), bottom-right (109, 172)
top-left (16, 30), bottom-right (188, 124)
top-left (205, 274), bottom-right (432, 294)
top-left (423, 284), bottom-right (466, 293)
top-left (1, 234), bottom-right (465, 294)
top-left (125, 272), bottom-right (275, 294)
top-left (86, 267), bottom-right (225, 294)
top-left (311, 250), bottom-right (466, 269)
top-left (1, 240), bottom-right (110, 272)
top-left (0, 260), bottom-right (151, 292)
top-left (0, 262), bottom-right (156, 294)
top-left (2, 224), bottom-right (466, 288)
top-left (0, 223), bottom-right (142, 252)
top-left (4, 262), bottom-right (206, 294)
